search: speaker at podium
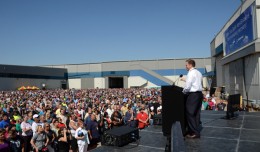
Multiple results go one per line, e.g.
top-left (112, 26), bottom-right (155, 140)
top-left (162, 85), bottom-right (186, 136)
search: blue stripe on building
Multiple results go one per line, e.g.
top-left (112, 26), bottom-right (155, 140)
top-left (67, 68), bottom-right (206, 86)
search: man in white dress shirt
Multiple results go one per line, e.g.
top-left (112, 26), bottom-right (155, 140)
top-left (181, 59), bottom-right (203, 139)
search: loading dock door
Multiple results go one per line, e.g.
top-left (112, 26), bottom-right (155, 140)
top-left (109, 77), bottom-right (124, 88)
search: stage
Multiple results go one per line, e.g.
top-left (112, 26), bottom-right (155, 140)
top-left (91, 111), bottom-right (260, 152)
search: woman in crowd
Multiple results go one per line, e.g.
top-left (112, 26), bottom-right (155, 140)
top-left (30, 125), bottom-right (49, 152)
top-left (57, 128), bottom-right (70, 152)
top-left (44, 123), bottom-right (55, 152)
top-left (50, 119), bottom-right (59, 137)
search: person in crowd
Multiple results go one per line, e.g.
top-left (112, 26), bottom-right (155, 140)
top-left (208, 98), bottom-right (215, 110)
top-left (76, 106), bottom-right (84, 120)
top-left (55, 105), bottom-right (62, 116)
top-left (39, 115), bottom-right (46, 124)
top-left (149, 106), bottom-right (155, 126)
top-left (32, 114), bottom-right (44, 136)
top-left (136, 108), bottom-right (149, 129)
top-left (87, 114), bottom-right (100, 147)
top-left (45, 112), bottom-right (52, 124)
top-left (7, 130), bottom-right (23, 152)
top-left (57, 128), bottom-right (70, 152)
top-left (75, 119), bottom-right (89, 152)
top-left (202, 97), bottom-right (209, 110)
top-left (111, 110), bottom-right (123, 128)
top-left (27, 111), bottom-right (34, 125)
top-left (69, 114), bottom-right (78, 152)
top-left (217, 100), bottom-right (226, 111)
top-left (0, 114), bottom-right (10, 129)
top-left (124, 106), bottom-right (137, 128)
top-left (120, 102), bottom-right (128, 116)
top-left (30, 125), bottom-right (49, 152)
top-left (44, 123), bottom-right (55, 152)
top-left (0, 129), bottom-right (9, 152)
top-left (106, 105), bottom-right (113, 118)
top-left (50, 119), bottom-right (59, 137)
top-left (84, 108), bottom-right (92, 127)
top-left (15, 118), bottom-right (22, 135)
top-left (101, 112), bottom-right (111, 132)
top-left (57, 108), bottom-right (68, 128)
top-left (12, 111), bottom-right (21, 122)
top-left (57, 118), bottom-right (66, 129)
top-left (21, 115), bottom-right (33, 152)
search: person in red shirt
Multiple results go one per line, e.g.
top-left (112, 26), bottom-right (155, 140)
top-left (136, 108), bottom-right (148, 129)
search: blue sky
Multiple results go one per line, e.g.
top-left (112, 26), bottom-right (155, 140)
top-left (0, 0), bottom-right (241, 66)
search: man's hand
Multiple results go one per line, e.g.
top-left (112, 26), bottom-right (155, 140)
top-left (180, 77), bottom-right (186, 82)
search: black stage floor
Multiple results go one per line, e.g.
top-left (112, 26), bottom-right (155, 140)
top-left (91, 111), bottom-right (260, 152)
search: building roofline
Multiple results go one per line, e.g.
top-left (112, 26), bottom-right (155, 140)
top-left (41, 57), bottom-right (211, 66)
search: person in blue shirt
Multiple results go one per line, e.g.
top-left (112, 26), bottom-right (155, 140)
top-left (87, 114), bottom-right (100, 145)
top-left (0, 114), bottom-right (10, 129)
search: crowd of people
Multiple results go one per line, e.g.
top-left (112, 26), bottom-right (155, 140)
top-left (201, 94), bottom-right (227, 111)
top-left (0, 88), bottom-right (162, 152)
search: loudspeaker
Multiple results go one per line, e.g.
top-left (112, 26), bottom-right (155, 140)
top-left (162, 86), bottom-right (185, 136)
top-left (223, 94), bottom-right (240, 119)
top-left (101, 126), bottom-right (139, 147)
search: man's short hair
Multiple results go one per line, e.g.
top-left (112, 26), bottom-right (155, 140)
top-left (186, 59), bottom-right (196, 67)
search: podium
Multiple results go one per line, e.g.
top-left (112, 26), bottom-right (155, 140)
top-left (162, 85), bottom-right (186, 136)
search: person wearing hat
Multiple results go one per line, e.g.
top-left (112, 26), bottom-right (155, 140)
top-left (32, 114), bottom-right (44, 136)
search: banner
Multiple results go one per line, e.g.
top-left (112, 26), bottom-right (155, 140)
top-left (224, 4), bottom-right (254, 56)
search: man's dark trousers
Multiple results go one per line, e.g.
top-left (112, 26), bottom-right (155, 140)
top-left (185, 92), bottom-right (203, 136)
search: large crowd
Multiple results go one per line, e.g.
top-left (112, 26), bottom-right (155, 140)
top-left (0, 87), bottom-right (228, 152)
top-left (0, 88), bottom-right (162, 152)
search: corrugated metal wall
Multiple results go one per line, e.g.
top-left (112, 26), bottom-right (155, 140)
top-left (244, 53), bottom-right (260, 100)
top-left (224, 53), bottom-right (260, 100)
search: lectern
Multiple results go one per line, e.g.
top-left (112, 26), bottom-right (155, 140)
top-left (162, 85), bottom-right (186, 136)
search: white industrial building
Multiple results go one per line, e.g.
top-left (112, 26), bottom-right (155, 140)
top-left (0, 58), bottom-right (211, 90)
top-left (211, 0), bottom-right (260, 101)
top-left (44, 58), bottom-right (211, 89)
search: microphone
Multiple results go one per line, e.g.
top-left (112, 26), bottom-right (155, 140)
top-left (173, 74), bottom-right (183, 86)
